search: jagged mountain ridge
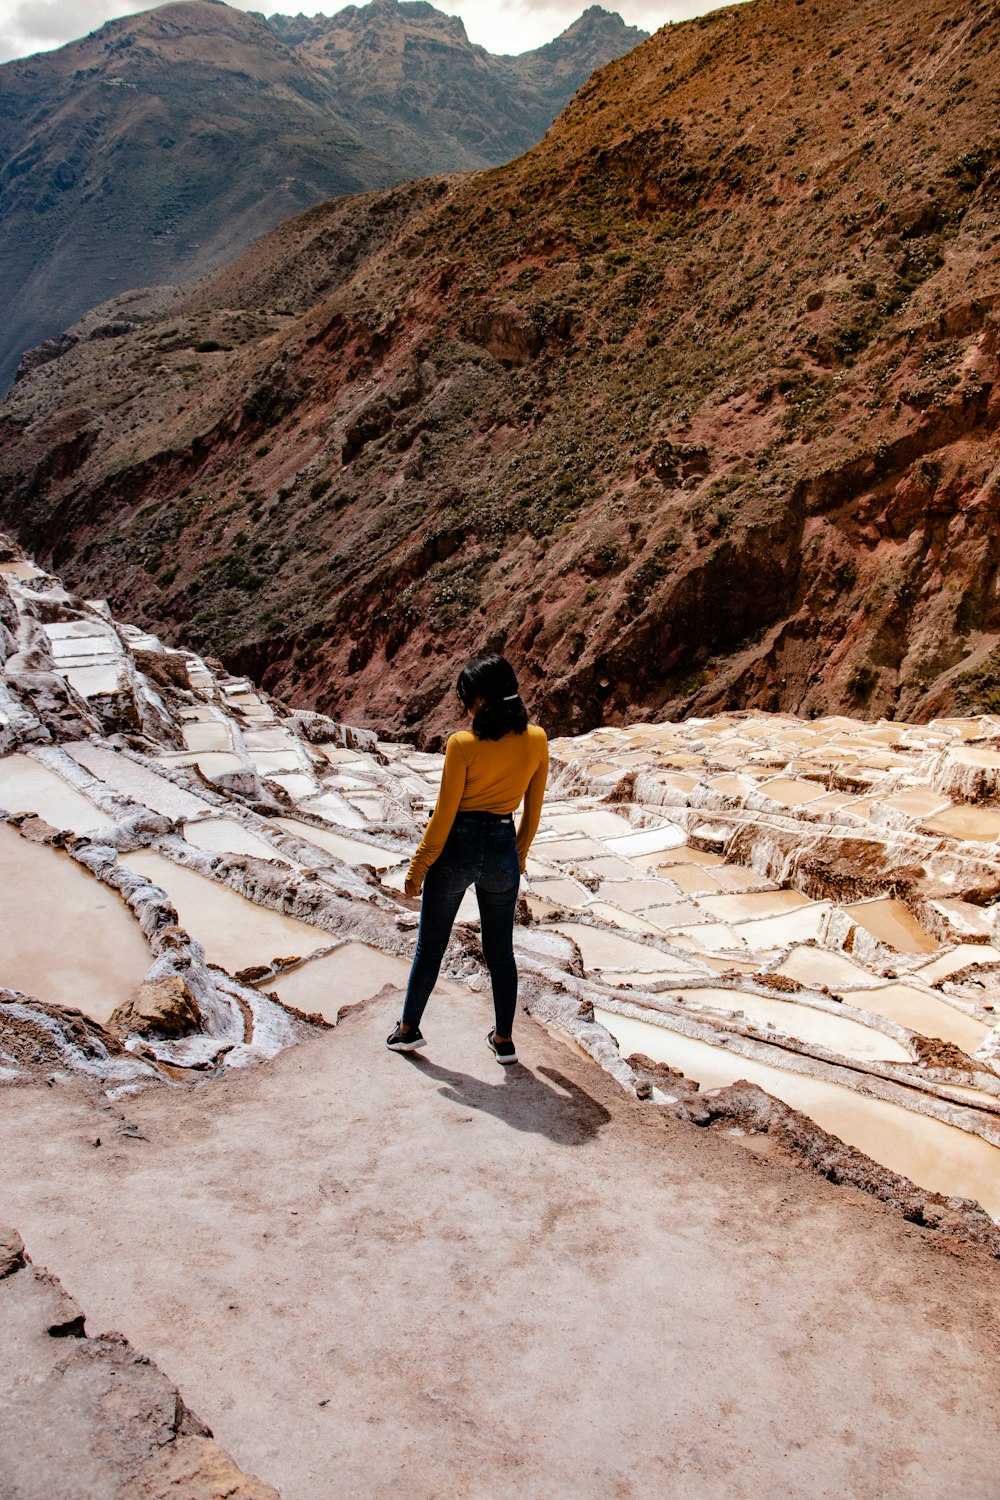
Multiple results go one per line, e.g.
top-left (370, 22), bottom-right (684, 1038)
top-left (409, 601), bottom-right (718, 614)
top-left (0, 0), bottom-right (646, 391)
top-left (2, 0), bottom-right (1000, 744)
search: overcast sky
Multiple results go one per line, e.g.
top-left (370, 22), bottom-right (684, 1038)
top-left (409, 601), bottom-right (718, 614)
top-left (0, 0), bottom-right (723, 65)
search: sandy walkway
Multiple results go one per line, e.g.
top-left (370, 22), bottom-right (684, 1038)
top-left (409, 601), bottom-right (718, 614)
top-left (4, 985), bottom-right (1000, 1499)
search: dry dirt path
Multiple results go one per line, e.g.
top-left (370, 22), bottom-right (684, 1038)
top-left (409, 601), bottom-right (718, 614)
top-left (4, 984), bottom-right (1000, 1499)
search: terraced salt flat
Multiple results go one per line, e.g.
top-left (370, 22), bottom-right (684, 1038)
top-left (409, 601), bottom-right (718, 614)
top-left (181, 818), bottom-right (296, 865)
top-left (274, 818), bottom-right (401, 870)
top-left (670, 987), bottom-right (912, 1062)
top-left (0, 754), bottom-right (114, 834)
top-left (120, 851), bottom-right (332, 971)
top-left (837, 984), bottom-right (990, 1055)
top-left (593, 1008), bottom-right (1000, 1220)
top-left (0, 823), bottom-right (149, 1022)
top-left (262, 945), bottom-right (414, 1023)
top-left (68, 743), bottom-right (214, 819)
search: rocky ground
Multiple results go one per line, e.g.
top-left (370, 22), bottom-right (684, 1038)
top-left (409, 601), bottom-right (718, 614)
top-left (1, 1225), bottom-right (278, 1499)
top-left (3, 536), bottom-right (1000, 1491)
top-left (5, 995), bottom-right (1000, 1500)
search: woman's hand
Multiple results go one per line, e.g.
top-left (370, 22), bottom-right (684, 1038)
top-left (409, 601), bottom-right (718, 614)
top-left (404, 875), bottom-right (421, 900)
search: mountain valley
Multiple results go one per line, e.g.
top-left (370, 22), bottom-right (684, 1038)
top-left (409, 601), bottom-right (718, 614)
top-left (0, 0), bottom-right (644, 389)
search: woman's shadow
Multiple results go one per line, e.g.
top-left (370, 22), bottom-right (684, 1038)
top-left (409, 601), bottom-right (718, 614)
top-left (407, 1055), bottom-right (612, 1146)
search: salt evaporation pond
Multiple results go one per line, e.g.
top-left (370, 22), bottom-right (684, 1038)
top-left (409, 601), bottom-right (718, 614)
top-left (924, 805), bottom-right (1000, 842)
top-left (181, 818), bottom-right (296, 865)
top-left (775, 946), bottom-right (884, 990)
top-left (0, 754), bottom-right (114, 834)
top-left (0, 823), bottom-right (149, 1023)
top-left (120, 851), bottom-right (330, 971)
top-left (68, 743), bottom-right (213, 819)
top-left (842, 899), bottom-right (939, 955)
top-left (838, 983), bottom-right (990, 1055)
top-left (593, 1006), bottom-right (1000, 1220)
top-left (554, 922), bottom-right (701, 975)
top-left (274, 818), bottom-right (400, 870)
top-left (264, 945), bottom-right (412, 1022)
top-left (671, 988), bottom-right (912, 1062)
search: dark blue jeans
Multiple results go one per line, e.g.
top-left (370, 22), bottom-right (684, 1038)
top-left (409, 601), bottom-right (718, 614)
top-left (402, 812), bottom-right (521, 1037)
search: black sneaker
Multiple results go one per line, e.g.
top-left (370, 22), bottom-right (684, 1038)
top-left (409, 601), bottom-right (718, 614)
top-left (386, 1022), bottom-right (426, 1052)
top-left (487, 1030), bottom-right (518, 1065)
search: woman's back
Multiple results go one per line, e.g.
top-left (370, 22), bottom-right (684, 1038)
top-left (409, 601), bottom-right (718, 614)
top-left (450, 723), bottom-right (548, 814)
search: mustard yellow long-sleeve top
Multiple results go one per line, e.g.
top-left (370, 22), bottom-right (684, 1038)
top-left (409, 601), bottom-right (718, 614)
top-left (406, 723), bottom-right (549, 891)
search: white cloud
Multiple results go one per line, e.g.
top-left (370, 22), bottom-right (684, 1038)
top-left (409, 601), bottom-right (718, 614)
top-left (0, 0), bottom-right (723, 65)
top-left (0, 0), bottom-right (145, 60)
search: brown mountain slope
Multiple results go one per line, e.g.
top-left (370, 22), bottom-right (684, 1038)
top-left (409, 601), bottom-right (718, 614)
top-left (2, 0), bottom-right (1000, 745)
top-left (0, 0), bottom-right (645, 391)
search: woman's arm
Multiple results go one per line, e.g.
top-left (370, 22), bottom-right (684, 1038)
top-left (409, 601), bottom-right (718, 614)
top-left (516, 734), bottom-right (549, 870)
top-left (405, 734), bottom-right (469, 895)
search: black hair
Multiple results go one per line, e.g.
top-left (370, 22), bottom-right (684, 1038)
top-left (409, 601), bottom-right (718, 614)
top-left (456, 654), bottom-right (529, 741)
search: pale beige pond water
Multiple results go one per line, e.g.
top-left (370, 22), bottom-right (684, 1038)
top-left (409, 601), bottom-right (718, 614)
top-left (586, 903), bottom-right (673, 935)
top-left (120, 851), bottom-right (329, 972)
top-left (843, 899), bottom-right (939, 955)
top-left (759, 778), bottom-right (828, 807)
top-left (264, 945), bottom-right (413, 1023)
top-left (913, 944), bottom-right (1000, 984)
top-left (952, 745), bottom-right (1000, 768)
top-left (182, 819), bottom-right (295, 865)
top-left (181, 719), bottom-right (233, 753)
top-left (68, 743), bottom-right (212, 819)
top-left (923, 805), bottom-right (1000, 842)
top-left (157, 751), bottom-right (246, 778)
top-left (839, 983), bottom-right (990, 1054)
top-left (534, 836), bottom-right (616, 861)
top-left (0, 823), bottom-right (149, 1022)
top-left (0, 754), bottom-right (114, 834)
top-left (707, 774), bottom-right (752, 798)
top-left (671, 988), bottom-right (911, 1061)
top-left (775, 945), bottom-right (884, 991)
top-left (729, 904), bottom-right (831, 948)
top-left (646, 847), bottom-right (724, 869)
top-left (268, 772), bottom-right (319, 801)
top-left (544, 809), bottom-right (637, 839)
top-left (596, 879), bottom-right (693, 913)
top-left (274, 818), bottom-right (400, 870)
top-left (664, 865), bottom-right (727, 896)
top-left (882, 789), bottom-right (951, 817)
top-left (604, 827), bottom-right (687, 857)
top-left (699, 889), bottom-right (811, 922)
top-left (593, 1007), bottom-right (1000, 1219)
top-left (554, 923), bottom-right (701, 975)
top-left (531, 878), bottom-right (592, 910)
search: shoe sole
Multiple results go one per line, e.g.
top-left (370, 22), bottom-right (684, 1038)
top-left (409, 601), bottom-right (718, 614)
top-left (387, 1037), bottom-right (426, 1052)
top-left (487, 1034), bottom-right (518, 1065)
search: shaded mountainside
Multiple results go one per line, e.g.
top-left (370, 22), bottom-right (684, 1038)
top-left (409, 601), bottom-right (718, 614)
top-left (0, 0), bottom-right (645, 391)
top-left (2, 0), bottom-right (1000, 745)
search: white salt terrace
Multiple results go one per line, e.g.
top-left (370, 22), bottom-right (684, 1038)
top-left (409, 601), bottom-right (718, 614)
top-left (120, 850), bottom-right (331, 973)
top-left (68, 742), bottom-right (215, 820)
top-left (670, 987), bottom-right (913, 1063)
top-left (264, 945), bottom-right (414, 1023)
top-left (593, 1007), bottom-right (1000, 1221)
top-left (0, 753), bottom-right (114, 835)
top-left (0, 823), bottom-right (150, 1024)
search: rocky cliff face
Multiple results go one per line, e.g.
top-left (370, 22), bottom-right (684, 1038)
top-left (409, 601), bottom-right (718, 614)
top-left (0, 0), bottom-right (645, 390)
top-left (1, 0), bottom-right (999, 743)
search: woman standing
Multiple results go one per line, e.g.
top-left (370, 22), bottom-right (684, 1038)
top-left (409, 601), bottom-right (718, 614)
top-left (387, 654), bottom-right (548, 1064)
